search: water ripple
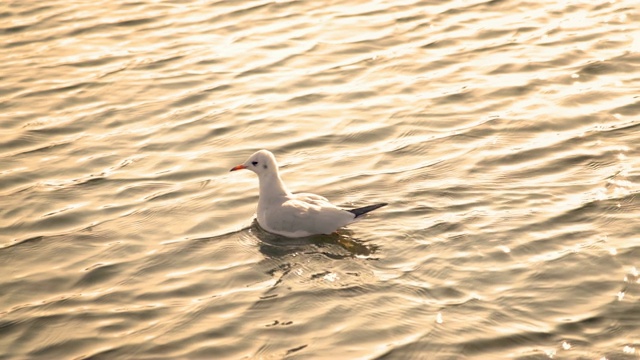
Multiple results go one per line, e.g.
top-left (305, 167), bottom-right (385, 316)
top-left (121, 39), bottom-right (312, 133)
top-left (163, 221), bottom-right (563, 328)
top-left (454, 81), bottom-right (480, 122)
top-left (1, 0), bottom-right (640, 358)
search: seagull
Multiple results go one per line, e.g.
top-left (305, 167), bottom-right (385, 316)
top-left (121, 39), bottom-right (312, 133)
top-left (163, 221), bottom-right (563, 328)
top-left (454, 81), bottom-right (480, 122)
top-left (230, 150), bottom-right (387, 238)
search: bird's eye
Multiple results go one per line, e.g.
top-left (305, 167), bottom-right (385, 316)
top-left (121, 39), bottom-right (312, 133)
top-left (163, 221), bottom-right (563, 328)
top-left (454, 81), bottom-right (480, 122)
top-left (251, 161), bottom-right (258, 166)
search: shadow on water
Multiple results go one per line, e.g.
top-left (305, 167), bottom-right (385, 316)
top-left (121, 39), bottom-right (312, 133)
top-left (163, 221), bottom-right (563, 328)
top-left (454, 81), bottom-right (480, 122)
top-left (248, 219), bottom-right (379, 260)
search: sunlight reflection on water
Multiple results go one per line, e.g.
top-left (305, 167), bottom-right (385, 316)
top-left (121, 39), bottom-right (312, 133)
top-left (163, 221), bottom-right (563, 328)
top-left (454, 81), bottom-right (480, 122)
top-left (1, 0), bottom-right (640, 359)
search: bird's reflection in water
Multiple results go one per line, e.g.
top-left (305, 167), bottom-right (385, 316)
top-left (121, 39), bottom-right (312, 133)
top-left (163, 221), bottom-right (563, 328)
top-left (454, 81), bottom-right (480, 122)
top-left (249, 219), bottom-right (379, 259)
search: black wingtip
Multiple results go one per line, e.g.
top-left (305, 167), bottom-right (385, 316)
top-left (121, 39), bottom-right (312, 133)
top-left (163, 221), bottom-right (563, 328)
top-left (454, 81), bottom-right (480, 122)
top-left (347, 202), bottom-right (388, 218)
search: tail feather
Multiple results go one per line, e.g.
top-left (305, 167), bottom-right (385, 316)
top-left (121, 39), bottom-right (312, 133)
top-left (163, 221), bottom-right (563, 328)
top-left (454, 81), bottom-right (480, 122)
top-left (347, 203), bottom-right (388, 218)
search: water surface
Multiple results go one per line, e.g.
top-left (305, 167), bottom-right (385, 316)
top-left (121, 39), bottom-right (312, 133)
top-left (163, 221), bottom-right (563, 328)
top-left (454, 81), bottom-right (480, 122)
top-left (1, 0), bottom-right (640, 359)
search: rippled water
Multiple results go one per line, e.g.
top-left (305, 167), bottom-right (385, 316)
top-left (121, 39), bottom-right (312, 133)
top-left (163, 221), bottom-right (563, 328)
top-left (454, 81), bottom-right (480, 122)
top-left (2, 0), bottom-right (640, 359)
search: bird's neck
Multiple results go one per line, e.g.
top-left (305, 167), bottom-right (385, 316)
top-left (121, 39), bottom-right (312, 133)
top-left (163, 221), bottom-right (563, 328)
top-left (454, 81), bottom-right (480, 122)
top-left (258, 172), bottom-right (291, 201)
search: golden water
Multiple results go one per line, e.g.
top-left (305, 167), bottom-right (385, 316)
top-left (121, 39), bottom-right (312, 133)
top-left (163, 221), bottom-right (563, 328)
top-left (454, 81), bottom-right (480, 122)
top-left (1, 0), bottom-right (639, 359)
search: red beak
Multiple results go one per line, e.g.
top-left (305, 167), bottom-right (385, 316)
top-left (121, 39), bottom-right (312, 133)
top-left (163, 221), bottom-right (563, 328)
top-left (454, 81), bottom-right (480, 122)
top-left (230, 164), bottom-right (247, 172)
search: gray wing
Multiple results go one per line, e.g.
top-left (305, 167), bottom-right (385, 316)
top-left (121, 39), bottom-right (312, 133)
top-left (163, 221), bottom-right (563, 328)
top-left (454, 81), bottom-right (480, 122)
top-left (264, 193), bottom-right (355, 236)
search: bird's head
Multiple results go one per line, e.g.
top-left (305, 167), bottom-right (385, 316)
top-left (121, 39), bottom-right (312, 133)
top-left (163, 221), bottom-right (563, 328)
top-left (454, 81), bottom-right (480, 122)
top-left (230, 149), bottom-right (278, 177)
